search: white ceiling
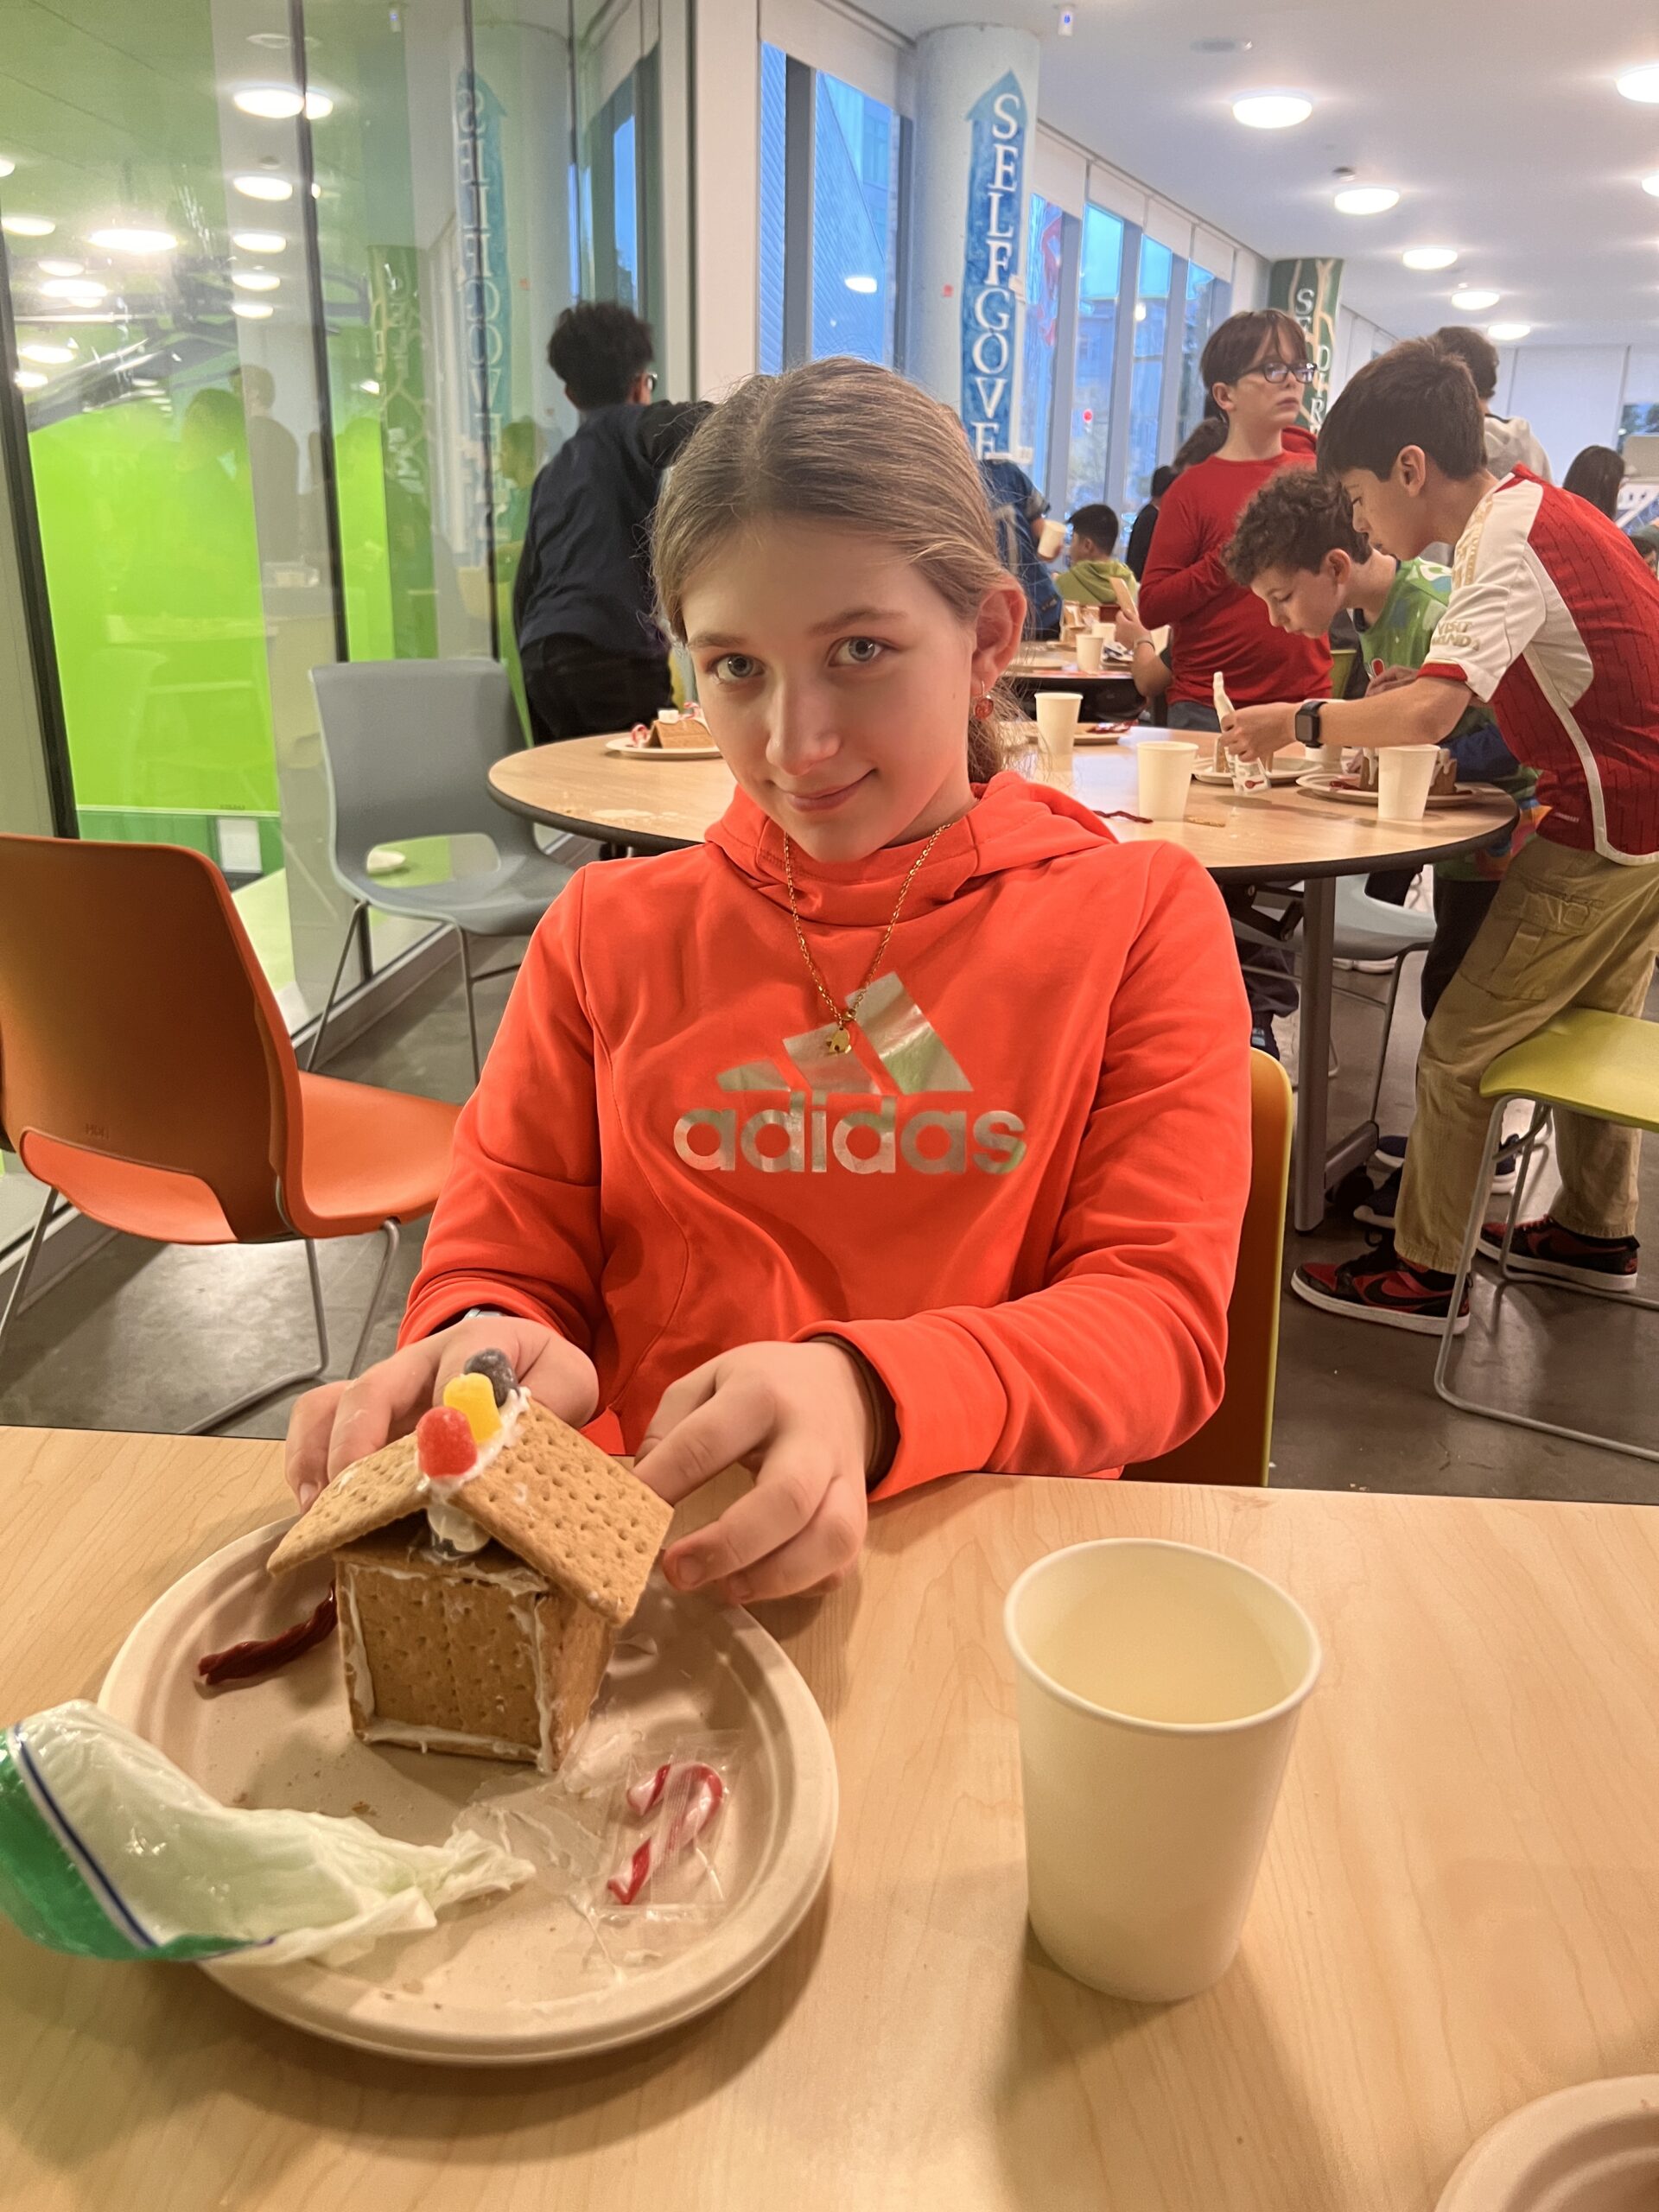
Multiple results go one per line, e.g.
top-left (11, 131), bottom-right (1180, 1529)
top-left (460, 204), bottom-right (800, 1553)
top-left (871, 0), bottom-right (1659, 350)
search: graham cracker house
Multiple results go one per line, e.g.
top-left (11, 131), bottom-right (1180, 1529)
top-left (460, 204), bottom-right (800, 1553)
top-left (267, 1389), bottom-right (674, 1773)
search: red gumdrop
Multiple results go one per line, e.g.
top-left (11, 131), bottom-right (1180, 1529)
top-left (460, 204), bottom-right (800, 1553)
top-left (416, 1405), bottom-right (476, 1479)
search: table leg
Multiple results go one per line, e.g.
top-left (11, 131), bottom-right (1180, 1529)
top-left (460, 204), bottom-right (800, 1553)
top-left (1293, 877), bottom-right (1335, 1234)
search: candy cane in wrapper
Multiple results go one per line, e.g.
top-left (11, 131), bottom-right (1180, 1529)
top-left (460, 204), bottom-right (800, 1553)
top-left (607, 1764), bottom-right (726, 1904)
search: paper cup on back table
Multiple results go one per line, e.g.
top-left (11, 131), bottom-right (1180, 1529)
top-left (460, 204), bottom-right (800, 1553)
top-left (1076, 632), bottom-right (1106, 674)
top-left (1034, 691), bottom-right (1083, 762)
top-left (1005, 1540), bottom-right (1320, 2001)
top-left (1038, 518), bottom-right (1067, 561)
top-left (1135, 739), bottom-right (1199, 820)
top-left (1377, 745), bottom-right (1441, 821)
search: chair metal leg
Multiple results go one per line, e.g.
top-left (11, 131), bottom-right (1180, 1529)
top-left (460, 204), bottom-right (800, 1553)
top-left (187, 1240), bottom-right (332, 1435)
top-left (1496, 1103), bottom-right (1552, 1273)
top-left (457, 925), bottom-right (482, 1084)
top-left (0, 1186), bottom-right (65, 1371)
top-left (348, 1219), bottom-right (400, 1377)
top-left (305, 899), bottom-right (370, 1072)
top-left (1435, 1091), bottom-right (1659, 1462)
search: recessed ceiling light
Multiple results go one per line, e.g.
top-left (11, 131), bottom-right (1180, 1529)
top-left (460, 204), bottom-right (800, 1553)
top-left (87, 226), bottom-right (177, 254)
top-left (0, 159), bottom-right (14, 180)
top-left (842, 273), bottom-right (878, 295)
top-left (233, 85), bottom-right (333, 121)
top-left (246, 29), bottom-right (291, 48)
top-left (232, 230), bottom-right (286, 252)
top-left (232, 298), bottom-right (274, 320)
top-left (37, 257), bottom-right (83, 277)
top-left (357, 378), bottom-right (381, 396)
top-left (1402, 245), bottom-right (1458, 270)
top-left (1, 213), bottom-right (55, 238)
top-left (1451, 288), bottom-right (1500, 311)
top-left (1231, 92), bottom-right (1313, 129)
top-left (18, 341), bottom-right (74, 364)
top-left (232, 269), bottom-right (280, 291)
top-left (14, 369), bottom-right (46, 391)
top-left (41, 276), bottom-right (106, 304)
top-left (1488, 321), bottom-right (1531, 342)
top-left (1617, 63), bottom-right (1659, 102)
top-left (232, 174), bottom-right (294, 202)
top-left (1334, 187), bottom-right (1400, 215)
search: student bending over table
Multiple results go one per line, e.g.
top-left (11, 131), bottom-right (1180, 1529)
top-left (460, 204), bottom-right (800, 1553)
top-left (1226, 339), bottom-right (1659, 1333)
top-left (286, 359), bottom-right (1251, 1605)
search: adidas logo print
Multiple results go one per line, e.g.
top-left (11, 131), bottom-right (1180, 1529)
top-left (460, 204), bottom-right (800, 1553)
top-left (673, 972), bottom-right (1027, 1176)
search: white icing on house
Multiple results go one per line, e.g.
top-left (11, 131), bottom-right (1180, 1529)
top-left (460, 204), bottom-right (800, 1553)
top-left (421, 1386), bottom-right (527, 1550)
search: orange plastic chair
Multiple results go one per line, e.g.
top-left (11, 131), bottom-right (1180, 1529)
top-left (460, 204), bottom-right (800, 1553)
top-left (1128, 1048), bottom-right (1294, 1486)
top-left (0, 835), bottom-right (460, 1432)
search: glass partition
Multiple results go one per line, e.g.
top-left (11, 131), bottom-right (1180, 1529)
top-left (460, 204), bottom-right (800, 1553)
top-left (1124, 237), bottom-right (1171, 511)
top-left (1020, 193), bottom-right (1063, 493)
top-left (1065, 204), bottom-right (1122, 512)
top-left (1178, 262), bottom-right (1225, 443)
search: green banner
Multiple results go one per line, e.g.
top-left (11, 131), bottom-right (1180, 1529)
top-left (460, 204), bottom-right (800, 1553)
top-left (1268, 257), bottom-right (1344, 432)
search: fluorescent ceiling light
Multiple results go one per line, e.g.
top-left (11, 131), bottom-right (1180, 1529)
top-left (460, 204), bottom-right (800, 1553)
top-left (41, 276), bottom-right (105, 303)
top-left (87, 226), bottom-right (177, 253)
top-left (37, 258), bottom-right (83, 277)
top-left (1488, 321), bottom-right (1531, 342)
top-left (842, 273), bottom-right (878, 294)
top-left (232, 269), bottom-right (280, 291)
top-left (232, 298), bottom-right (274, 319)
top-left (1402, 245), bottom-right (1458, 270)
top-left (18, 341), bottom-right (74, 363)
top-left (14, 369), bottom-right (46, 391)
top-left (232, 230), bottom-right (286, 251)
top-left (1231, 92), bottom-right (1312, 129)
top-left (1451, 288), bottom-right (1499, 311)
top-left (233, 86), bottom-right (333, 121)
top-left (1617, 63), bottom-right (1659, 102)
top-left (232, 174), bottom-right (294, 202)
top-left (1334, 187), bottom-right (1399, 215)
top-left (2, 213), bottom-right (55, 238)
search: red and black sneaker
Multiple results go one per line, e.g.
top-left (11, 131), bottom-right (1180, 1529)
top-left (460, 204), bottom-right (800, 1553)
top-left (1292, 1243), bottom-right (1471, 1336)
top-left (1476, 1215), bottom-right (1640, 1292)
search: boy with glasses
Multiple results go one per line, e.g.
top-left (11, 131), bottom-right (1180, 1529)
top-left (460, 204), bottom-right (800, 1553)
top-left (1227, 338), bottom-right (1659, 1332)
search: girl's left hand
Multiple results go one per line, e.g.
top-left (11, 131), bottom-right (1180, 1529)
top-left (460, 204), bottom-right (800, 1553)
top-left (634, 1342), bottom-right (875, 1603)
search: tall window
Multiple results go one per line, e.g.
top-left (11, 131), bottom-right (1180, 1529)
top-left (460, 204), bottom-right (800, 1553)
top-left (1065, 205), bottom-right (1123, 512)
top-left (1124, 238), bottom-right (1172, 510)
top-left (1178, 263), bottom-right (1225, 442)
top-left (1020, 194), bottom-right (1064, 493)
top-left (757, 52), bottom-right (903, 370)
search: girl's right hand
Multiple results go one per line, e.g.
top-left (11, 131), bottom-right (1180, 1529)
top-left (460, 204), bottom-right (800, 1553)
top-left (283, 1317), bottom-right (600, 1509)
top-left (1115, 611), bottom-right (1152, 652)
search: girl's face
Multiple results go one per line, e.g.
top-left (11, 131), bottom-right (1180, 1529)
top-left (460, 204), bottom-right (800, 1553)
top-left (681, 518), bottom-right (1024, 861)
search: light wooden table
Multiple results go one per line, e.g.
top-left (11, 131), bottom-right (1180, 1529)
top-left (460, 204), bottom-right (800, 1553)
top-left (489, 735), bottom-right (1516, 1230)
top-left (6, 1427), bottom-right (1658, 2212)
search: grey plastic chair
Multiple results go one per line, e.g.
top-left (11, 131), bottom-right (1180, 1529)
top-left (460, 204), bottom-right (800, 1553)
top-left (309, 660), bottom-right (573, 1079)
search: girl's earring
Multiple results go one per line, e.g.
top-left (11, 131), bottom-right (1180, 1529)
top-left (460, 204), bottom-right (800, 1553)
top-left (971, 691), bottom-right (996, 718)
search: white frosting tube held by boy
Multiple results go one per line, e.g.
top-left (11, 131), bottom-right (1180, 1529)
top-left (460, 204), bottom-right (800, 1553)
top-left (1214, 672), bottom-right (1268, 794)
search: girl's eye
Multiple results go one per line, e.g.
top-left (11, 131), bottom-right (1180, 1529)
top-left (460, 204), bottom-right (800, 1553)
top-left (836, 637), bottom-right (885, 666)
top-left (713, 653), bottom-right (760, 683)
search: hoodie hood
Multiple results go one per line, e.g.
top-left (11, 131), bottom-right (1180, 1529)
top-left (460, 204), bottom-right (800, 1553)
top-left (1484, 414), bottom-right (1550, 480)
top-left (705, 770), bottom-right (1118, 926)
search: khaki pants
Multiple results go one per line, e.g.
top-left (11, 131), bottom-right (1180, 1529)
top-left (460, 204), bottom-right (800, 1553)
top-left (1395, 836), bottom-right (1659, 1274)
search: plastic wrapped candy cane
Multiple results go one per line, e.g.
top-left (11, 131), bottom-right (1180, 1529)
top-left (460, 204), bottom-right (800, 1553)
top-left (1214, 671), bottom-right (1269, 796)
top-left (607, 1758), bottom-right (728, 1906)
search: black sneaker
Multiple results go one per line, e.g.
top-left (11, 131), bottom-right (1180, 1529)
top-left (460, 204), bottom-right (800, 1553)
top-left (1371, 1133), bottom-right (1523, 1194)
top-left (1292, 1243), bottom-right (1470, 1336)
top-left (1353, 1169), bottom-right (1400, 1230)
top-left (1477, 1216), bottom-right (1639, 1291)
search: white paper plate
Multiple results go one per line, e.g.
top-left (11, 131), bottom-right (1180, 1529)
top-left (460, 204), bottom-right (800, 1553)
top-left (1296, 771), bottom-right (1484, 809)
top-left (1075, 723), bottom-right (1133, 745)
top-left (1436, 2076), bottom-right (1659, 2209)
top-left (604, 734), bottom-right (721, 760)
top-left (99, 1521), bottom-right (836, 2065)
top-left (1193, 763), bottom-right (1306, 786)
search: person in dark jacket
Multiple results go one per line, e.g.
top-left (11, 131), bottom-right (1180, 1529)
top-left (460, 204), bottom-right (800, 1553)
top-left (1124, 464), bottom-right (1174, 581)
top-left (513, 302), bottom-right (709, 742)
top-left (978, 454), bottom-right (1062, 637)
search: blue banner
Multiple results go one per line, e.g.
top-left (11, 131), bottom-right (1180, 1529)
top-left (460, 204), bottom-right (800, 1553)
top-left (959, 69), bottom-right (1028, 458)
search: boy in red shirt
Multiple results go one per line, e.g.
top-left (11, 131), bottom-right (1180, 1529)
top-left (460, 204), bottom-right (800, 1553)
top-left (1228, 339), bottom-right (1659, 1331)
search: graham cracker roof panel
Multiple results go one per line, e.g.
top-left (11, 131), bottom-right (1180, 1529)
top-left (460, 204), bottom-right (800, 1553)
top-left (267, 1432), bottom-right (428, 1576)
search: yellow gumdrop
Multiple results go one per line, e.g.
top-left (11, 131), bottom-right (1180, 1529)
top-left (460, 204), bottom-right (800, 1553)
top-left (442, 1370), bottom-right (502, 1444)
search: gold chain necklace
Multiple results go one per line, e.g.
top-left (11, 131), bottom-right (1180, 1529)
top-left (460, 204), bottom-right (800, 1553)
top-left (782, 823), bottom-right (949, 1054)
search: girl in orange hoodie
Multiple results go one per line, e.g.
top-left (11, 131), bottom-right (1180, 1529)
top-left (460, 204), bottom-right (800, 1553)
top-left (285, 360), bottom-right (1251, 1603)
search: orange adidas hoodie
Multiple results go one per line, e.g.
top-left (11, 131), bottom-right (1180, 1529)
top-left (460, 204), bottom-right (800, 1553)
top-left (401, 772), bottom-right (1251, 1497)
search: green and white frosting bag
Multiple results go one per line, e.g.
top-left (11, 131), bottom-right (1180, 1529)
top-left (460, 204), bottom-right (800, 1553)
top-left (0, 1702), bottom-right (531, 1966)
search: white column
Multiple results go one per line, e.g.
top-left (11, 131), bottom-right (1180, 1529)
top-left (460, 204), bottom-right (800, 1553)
top-left (692, 0), bottom-right (760, 397)
top-left (906, 23), bottom-right (1040, 452)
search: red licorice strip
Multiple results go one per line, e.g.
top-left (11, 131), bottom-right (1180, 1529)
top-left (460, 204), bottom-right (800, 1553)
top-left (607, 1764), bottom-right (725, 1904)
top-left (195, 1587), bottom-right (338, 1688)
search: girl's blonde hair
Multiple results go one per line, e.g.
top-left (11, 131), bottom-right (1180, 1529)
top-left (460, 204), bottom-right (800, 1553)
top-left (652, 357), bottom-right (1025, 783)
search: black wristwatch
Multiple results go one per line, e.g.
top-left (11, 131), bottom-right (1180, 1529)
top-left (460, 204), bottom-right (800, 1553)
top-left (1294, 698), bottom-right (1325, 748)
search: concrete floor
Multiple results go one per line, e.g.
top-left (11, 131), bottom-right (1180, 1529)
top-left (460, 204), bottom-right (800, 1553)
top-left (1, 912), bottom-right (1654, 1506)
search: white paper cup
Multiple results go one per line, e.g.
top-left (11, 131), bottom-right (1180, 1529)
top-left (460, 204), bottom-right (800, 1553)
top-left (1034, 691), bottom-right (1083, 761)
top-left (1006, 1540), bottom-right (1321, 2002)
top-left (1088, 616), bottom-right (1113, 635)
top-left (1038, 518), bottom-right (1066, 561)
top-left (1135, 739), bottom-right (1199, 820)
top-left (1376, 744), bottom-right (1441, 821)
top-left (1076, 632), bottom-right (1106, 674)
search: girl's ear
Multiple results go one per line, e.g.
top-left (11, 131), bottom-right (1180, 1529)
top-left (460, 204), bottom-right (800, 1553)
top-left (972, 576), bottom-right (1027, 688)
top-left (1211, 379), bottom-right (1236, 420)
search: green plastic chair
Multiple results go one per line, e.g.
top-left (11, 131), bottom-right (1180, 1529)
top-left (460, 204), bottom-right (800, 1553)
top-left (1435, 1007), bottom-right (1659, 1460)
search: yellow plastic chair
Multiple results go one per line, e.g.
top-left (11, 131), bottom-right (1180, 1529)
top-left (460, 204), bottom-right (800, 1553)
top-left (1435, 1007), bottom-right (1659, 1461)
top-left (1128, 1048), bottom-right (1294, 1486)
